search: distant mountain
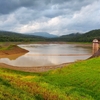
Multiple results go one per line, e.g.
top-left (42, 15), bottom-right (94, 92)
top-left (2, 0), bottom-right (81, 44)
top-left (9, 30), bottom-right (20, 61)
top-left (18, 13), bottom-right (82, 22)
top-left (0, 29), bottom-right (100, 42)
top-left (27, 32), bottom-right (58, 38)
top-left (0, 30), bottom-right (46, 42)
top-left (49, 33), bottom-right (81, 42)
top-left (60, 33), bottom-right (81, 38)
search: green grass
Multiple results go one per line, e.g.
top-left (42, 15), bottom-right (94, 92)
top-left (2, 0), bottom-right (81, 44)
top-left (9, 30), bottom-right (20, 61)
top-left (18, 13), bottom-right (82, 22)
top-left (0, 57), bottom-right (100, 100)
top-left (0, 42), bottom-right (24, 50)
top-left (0, 44), bottom-right (16, 50)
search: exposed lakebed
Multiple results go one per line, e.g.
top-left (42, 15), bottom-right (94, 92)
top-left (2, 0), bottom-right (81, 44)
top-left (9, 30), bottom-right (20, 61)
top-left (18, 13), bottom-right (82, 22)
top-left (0, 44), bottom-right (92, 67)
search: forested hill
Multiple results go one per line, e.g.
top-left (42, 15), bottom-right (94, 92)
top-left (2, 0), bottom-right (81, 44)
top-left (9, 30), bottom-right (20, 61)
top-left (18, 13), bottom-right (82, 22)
top-left (85, 29), bottom-right (100, 40)
top-left (0, 29), bottom-right (100, 42)
top-left (75, 29), bottom-right (100, 42)
top-left (0, 31), bottom-right (46, 42)
top-left (50, 29), bottom-right (100, 42)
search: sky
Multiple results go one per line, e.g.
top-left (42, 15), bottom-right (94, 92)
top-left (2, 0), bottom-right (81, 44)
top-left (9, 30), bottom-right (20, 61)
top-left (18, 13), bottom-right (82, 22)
top-left (0, 0), bottom-right (100, 36)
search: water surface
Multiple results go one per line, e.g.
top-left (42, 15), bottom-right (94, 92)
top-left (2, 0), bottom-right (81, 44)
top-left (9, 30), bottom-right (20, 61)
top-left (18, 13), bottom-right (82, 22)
top-left (0, 44), bottom-right (92, 67)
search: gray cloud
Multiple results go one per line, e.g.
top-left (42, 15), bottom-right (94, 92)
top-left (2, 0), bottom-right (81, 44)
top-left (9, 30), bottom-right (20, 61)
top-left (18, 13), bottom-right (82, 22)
top-left (0, 0), bottom-right (100, 35)
top-left (0, 0), bottom-right (94, 15)
top-left (0, 0), bottom-right (51, 14)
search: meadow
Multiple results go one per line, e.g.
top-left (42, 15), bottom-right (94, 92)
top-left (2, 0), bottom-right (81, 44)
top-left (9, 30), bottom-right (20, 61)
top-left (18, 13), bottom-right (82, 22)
top-left (0, 57), bottom-right (100, 100)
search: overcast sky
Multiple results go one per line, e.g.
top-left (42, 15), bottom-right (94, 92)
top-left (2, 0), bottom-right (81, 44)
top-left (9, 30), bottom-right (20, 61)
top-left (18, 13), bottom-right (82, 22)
top-left (0, 0), bottom-right (100, 35)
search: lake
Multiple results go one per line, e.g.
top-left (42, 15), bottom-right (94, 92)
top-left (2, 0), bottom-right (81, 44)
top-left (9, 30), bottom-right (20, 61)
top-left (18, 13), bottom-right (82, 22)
top-left (0, 44), bottom-right (92, 67)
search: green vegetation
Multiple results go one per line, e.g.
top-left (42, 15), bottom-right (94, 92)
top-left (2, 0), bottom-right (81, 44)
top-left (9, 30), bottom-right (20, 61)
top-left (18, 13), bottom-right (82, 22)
top-left (48, 29), bottom-right (100, 42)
top-left (0, 57), bottom-right (100, 100)
top-left (0, 44), bottom-right (16, 50)
top-left (0, 31), bottom-right (46, 42)
top-left (0, 29), bottom-right (100, 42)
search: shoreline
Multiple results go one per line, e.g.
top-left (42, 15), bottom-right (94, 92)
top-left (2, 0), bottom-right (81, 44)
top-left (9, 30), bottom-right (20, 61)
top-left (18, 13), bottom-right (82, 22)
top-left (0, 45), bottom-right (29, 59)
top-left (0, 42), bottom-right (92, 72)
top-left (0, 62), bottom-right (72, 72)
top-left (0, 45), bottom-right (28, 55)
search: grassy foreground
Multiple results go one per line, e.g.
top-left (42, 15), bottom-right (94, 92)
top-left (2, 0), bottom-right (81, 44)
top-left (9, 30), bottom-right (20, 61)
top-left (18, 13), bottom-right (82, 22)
top-left (0, 57), bottom-right (100, 100)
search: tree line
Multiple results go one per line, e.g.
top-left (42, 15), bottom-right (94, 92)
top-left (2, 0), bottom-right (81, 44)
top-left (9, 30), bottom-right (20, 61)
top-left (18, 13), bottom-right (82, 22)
top-left (0, 31), bottom-right (46, 42)
top-left (0, 29), bottom-right (100, 42)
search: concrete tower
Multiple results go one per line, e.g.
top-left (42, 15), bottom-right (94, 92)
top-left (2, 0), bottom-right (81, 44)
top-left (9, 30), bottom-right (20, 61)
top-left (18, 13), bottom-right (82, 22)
top-left (92, 39), bottom-right (99, 54)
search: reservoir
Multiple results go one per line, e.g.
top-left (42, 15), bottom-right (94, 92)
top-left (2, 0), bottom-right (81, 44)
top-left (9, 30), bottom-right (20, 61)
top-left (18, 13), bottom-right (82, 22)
top-left (0, 44), bottom-right (92, 67)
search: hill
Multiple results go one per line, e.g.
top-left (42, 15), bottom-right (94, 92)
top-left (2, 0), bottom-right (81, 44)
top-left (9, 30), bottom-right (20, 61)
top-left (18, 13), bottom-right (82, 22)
top-left (58, 33), bottom-right (81, 42)
top-left (54, 29), bottom-right (100, 42)
top-left (0, 57), bottom-right (100, 99)
top-left (77, 29), bottom-right (100, 42)
top-left (0, 29), bottom-right (100, 42)
top-left (0, 31), bottom-right (46, 42)
top-left (27, 32), bottom-right (58, 38)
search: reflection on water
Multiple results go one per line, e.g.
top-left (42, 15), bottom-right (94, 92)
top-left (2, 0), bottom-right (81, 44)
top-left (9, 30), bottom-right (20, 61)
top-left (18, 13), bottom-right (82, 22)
top-left (0, 44), bottom-right (92, 67)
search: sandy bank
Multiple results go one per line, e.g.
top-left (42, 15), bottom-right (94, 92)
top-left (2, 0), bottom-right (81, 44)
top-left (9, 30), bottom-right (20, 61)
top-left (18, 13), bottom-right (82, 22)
top-left (0, 45), bottom-right (28, 56)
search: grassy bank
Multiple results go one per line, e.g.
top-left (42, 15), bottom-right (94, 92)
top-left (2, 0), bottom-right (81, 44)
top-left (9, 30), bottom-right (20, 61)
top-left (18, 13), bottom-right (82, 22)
top-left (0, 43), bottom-right (29, 60)
top-left (0, 44), bottom-right (16, 50)
top-left (0, 57), bottom-right (100, 100)
top-left (0, 43), bottom-right (28, 55)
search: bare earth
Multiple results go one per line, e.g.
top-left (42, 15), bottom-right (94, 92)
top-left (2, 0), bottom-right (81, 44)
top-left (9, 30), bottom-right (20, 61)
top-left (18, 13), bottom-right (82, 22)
top-left (0, 62), bottom-right (71, 72)
top-left (0, 45), bottom-right (28, 55)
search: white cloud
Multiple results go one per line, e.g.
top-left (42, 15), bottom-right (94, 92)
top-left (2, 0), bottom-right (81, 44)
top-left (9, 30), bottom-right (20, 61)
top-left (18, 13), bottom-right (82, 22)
top-left (0, 0), bottom-right (100, 35)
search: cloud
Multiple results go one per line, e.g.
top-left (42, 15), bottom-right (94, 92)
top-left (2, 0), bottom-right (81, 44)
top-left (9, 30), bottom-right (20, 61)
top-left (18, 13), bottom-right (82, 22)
top-left (0, 0), bottom-right (100, 35)
top-left (0, 0), bottom-right (51, 14)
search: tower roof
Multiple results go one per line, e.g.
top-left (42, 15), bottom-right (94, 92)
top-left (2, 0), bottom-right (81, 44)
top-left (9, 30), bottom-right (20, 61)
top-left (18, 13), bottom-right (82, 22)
top-left (93, 39), bottom-right (98, 43)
